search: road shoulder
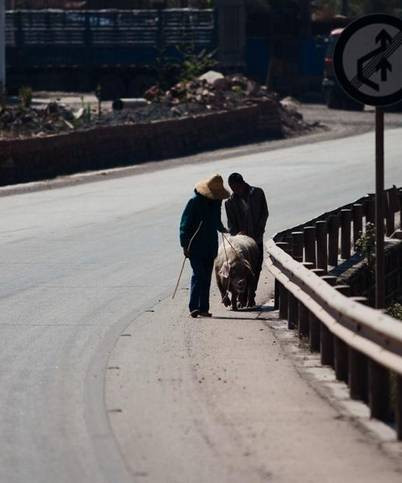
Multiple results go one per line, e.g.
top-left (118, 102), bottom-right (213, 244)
top-left (106, 266), bottom-right (402, 483)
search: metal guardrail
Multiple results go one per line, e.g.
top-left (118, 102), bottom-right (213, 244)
top-left (266, 187), bottom-right (402, 440)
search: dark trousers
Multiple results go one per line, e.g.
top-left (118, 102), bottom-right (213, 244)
top-left (252, 243), bottom-right (264, 298)
top-left (189, 254), bottom-right (215, 313)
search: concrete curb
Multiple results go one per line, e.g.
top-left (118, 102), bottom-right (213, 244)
top-left (0, 120), bottom-right (370, 198)
top-left (267, 313), bottom-right (402, 463)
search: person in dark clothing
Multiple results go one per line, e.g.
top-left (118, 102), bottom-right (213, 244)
top-left (180, 174), bottom-right (229, 318)
top-left (225, 173), bottom-right (269, 306)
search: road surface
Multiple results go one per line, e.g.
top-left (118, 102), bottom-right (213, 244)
top-left (1, 127), bottom-right (402, 482)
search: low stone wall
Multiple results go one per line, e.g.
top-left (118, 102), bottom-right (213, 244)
top-left (0, 100), bottom-right (282, 187)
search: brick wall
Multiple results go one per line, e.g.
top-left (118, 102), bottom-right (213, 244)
top-left (0, 101), bottom-right (282, 187)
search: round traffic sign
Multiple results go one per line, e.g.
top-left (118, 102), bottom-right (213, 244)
top-left (334, 14), bottom-right (402, 107)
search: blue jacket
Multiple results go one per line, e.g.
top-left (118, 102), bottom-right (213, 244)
top-left (180, 190), bottom-right (226, 258)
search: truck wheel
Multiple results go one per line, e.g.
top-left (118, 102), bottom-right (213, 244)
top-left (99, 75), bottom-right (127, 101)
top-left (325, 88), bottom-right (342, 109)
top-left (128, 75), bottom-right (157, 97)
top-left (345, 99), bottom-right (365, 111)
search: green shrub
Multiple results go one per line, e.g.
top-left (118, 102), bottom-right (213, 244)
top-left (178, 46), bottom-right (217, 82)
top-left (355, 222), bottom-right (376, 270)
top-left (19, 86), bottom-right (33, 109)
top-left (386, 303), bottom-right (402, 321)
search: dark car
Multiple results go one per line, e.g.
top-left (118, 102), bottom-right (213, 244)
top-left (322, 28), bottom-right (364, 111)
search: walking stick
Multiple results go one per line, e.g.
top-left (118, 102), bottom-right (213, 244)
top-left (172, 221), bottom-right (203, 299)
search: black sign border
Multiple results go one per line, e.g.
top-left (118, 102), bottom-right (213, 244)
top-left (334, 14), bottom-right (402, 107)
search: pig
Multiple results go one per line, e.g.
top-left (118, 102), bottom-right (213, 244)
top-left (215, 234), bottom-right (260, 311)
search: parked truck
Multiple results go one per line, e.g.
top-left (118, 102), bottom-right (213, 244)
top-left (5, 8), bottom-right (216, 98)
top-left (5, 5), bottom-right (329, 99)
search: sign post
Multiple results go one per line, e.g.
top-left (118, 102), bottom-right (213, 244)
top-left (0, 0), bottom-right (5, 93)
top-left (334, 14), bottom-right (402, 309)
top-left (375, 107), bottom-right (385, 308)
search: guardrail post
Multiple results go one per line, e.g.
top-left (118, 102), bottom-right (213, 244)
top-left (399, 189), bottom-right (402, 229)
top-left (352, 203), bottom-right (363, 248)
top-left (279, 284), bottom-right (288, 319)
top-left (349, 349), bottom-right (368, 402)
top-left (334, 338), bottom-right (348, 383)
top-left (389, 186), bottom-right (399, 214)
top-left (275, 242), bottom-right (289, 315)
top-left (328, 215), bottom-right (339, 267)
top-left (333, 284), bottom-right (350, 296)
top-left (397, 376), bottom-right (402, 441)
top-left (297, 262), bottom-right (314, 338)
top-left (291, 231), bottom-right (304, 262)
top-left (340, 209), bottom-right (352, 260)
top-left (333, 284), bottom-right (351, 382)
top-left (385, 191), bottom-right (395, 236)
top-left (308, 268), bottom-right (325, 360)
top-left (311, 268), bottom-right (325, 278)
top-left (309, 313), bottom-right (320, 352)
top-left (274, 279), bottom-right (280, 309)
top-left (321, 324), bottom-right (334, 367)
top-left (349, 296), bottom-right (369, 305)
top-left (308, 268), bottom-right (326, 352)
top-left (321, 275), bottom-right (338, 286)
top-left (365, 193), bottom-right (375, 225)
top-left (317, 269), bottom-right (335, 366)
top-left (298, 302), bottom-right (309, 338)
top-left (369, 360), bottom-right (390, 422)
top-left (288, 293), bottom-right (298, 330)
top-left (303, 226), bottom-right (316, 267)
top-left (362, 195), bottom-right (369, 228)
top-left (315, 221), bottom-right (327, 273)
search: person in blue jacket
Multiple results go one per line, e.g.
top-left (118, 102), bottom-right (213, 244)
top-left (180, 174), bottom-right (229, 318)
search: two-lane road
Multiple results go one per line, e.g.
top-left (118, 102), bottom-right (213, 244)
top-left (1, 128), bottom-right (402, 482)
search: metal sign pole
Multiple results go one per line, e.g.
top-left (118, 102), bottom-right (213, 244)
top-left (375, 107), bottom-right (385, 309)
top-left (0, 0), bottom-right (5, 93)
top-left (333, 14), bottom-right (402, 309)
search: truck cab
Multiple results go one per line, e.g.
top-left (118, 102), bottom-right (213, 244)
top-left (322, 28), bottom-right (364, 111)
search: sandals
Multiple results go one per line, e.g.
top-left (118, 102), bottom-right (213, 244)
top-left (189, 310), bottom-right (212, 318)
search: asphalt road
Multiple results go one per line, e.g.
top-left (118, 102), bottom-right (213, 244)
top-left (1, 125), bottom-right (402, 482)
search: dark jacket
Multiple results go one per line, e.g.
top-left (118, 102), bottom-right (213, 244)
top-left (225, 185), bottom-right (269, 244)
top-left (180, 191), bottom-right (226, 258)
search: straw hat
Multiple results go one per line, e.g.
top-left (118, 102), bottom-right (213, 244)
top-left (195, 174), bottom-right (230, 200)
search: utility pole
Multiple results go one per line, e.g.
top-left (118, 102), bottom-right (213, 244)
top-left (341, 0), bottom-right (349, 16)
top-left (0, 0), bottom-right (5, 94)
top-left (299, 0), bottom-right (312, 37)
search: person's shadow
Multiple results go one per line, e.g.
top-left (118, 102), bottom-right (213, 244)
top-left (211, 304), bottom-right (275, 320)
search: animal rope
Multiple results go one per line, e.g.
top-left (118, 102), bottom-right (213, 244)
top-left (172, 220), bottom-right (203, 299)
top-left (221, 233), bottom-right (256, 277)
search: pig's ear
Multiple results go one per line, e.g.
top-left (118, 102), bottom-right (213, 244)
top-left (219, 262), bottom-right (230, 279)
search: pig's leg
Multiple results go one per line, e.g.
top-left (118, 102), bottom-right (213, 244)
top-left (216, 269), bottom-right (231, 307)
top-left (238, 292), bottom-right (247, 308)
top-left (231, 292), bottom-right (238, 311)
top-left (247, 276), bottom-right (257, 307)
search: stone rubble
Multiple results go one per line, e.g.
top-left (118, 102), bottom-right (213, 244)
top-left (0, 73), bottom-right (317, 139)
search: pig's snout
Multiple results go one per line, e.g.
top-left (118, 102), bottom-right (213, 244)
top-left (234, 278), bottom-right (247, 293)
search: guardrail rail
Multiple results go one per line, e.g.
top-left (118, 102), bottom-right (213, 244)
top-left (266, 187), bottom-right (402, 440)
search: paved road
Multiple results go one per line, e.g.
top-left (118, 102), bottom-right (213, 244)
top-left (1, 127), bottom-right (402, 482)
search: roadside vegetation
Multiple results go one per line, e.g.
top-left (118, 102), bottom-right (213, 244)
top-left (355, 222), bottom-right (376, 271)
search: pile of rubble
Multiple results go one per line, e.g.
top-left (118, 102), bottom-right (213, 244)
top-left (144, 72), bottom-right (275, 111)
top-left (0, 72), bottom-right (318, 139)
top-left (0, 102), bottom-right (87, 139)
top-left (109, 72), bottom-right (316, 135)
